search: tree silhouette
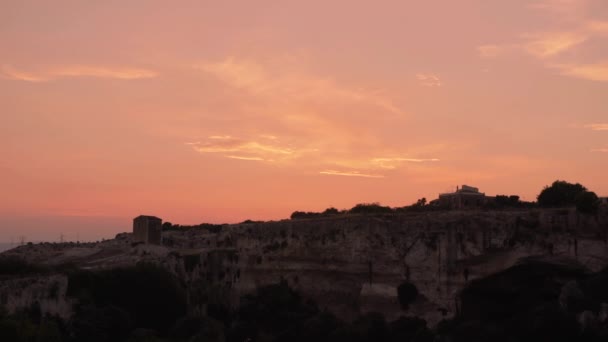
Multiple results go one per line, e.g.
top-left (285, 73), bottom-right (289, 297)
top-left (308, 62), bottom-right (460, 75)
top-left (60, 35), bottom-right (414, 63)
top-left (575, 191), bottom-right (600, 214)
top-left (537, 180), bottom-right (587, 207)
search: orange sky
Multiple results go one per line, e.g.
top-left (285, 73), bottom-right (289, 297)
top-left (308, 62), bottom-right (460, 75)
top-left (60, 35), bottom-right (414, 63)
top-left (1, 0), bottom-right (607, 242)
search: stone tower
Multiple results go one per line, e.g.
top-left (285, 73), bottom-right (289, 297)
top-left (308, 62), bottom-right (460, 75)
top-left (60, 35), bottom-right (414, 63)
top-left (133, 215), bottom-right (163, 245)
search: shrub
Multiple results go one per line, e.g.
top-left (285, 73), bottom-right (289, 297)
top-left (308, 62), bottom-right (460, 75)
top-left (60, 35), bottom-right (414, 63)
top-left (397, 282), bottom-right (419, 310)
top-left (537, 180), bottom-right (587, 207)
top-left (0, 256), bottom-right (47, 276)
top-left (67, 263), bottom-right (187, 334)
top-left (349, 203), bottom-right (394, 214)
top-left (575, 191), bottom-right (600, 214)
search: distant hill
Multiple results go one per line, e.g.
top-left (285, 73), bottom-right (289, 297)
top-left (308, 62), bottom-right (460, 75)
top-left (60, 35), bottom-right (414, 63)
top-left (0, 243), bottom-right (15, 253)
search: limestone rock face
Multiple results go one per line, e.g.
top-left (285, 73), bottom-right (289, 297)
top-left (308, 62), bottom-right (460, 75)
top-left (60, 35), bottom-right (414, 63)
top-left (1, 208), bottom-right (607, 325)
top-left (0, 275), bottom-right (72, 319)
top-left (164, 208), bottom-right (608, 324)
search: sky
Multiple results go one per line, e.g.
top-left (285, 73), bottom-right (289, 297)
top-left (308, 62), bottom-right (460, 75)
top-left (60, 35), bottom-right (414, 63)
top-left (1, 0), bottom-right (607, 242)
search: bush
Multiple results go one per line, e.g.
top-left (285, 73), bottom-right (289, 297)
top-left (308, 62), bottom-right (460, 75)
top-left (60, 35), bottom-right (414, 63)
top-left (537, 180), bottom-right (587, 207)
top-left (397, 282), bottom-right (419, 310)
top-left (290, 207), bottom-right (345, 220)
top-left (494, 195), bottom-right (520, 207)
top-left (0, 256), bottom-right (47, 276)
top-left (349, 203), bottom-right (394, 215)
top-left (323, 207), bottom-right (340, 215)
top-left (230, 281), bottom-right (320, 342)
top-left (67, 263), bottom-right (187, 335)
top-left (575, 191), bottom-right (600, 214)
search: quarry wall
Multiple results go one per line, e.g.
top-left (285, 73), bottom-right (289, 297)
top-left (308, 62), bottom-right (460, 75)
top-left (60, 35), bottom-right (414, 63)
top-left (1, 208), bottom-right (607, 325)
top-left (164, 208), bottom-right (608, 324)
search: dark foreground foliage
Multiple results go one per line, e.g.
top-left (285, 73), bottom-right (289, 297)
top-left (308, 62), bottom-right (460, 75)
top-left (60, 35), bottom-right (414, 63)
top-left (441, 258), bottom-right (608, 342)
top-left (0, 256), bottom-right (48, 277)
top-left (66, 262), bottom-right (188, 339)
top-left (0, 255), bottom-right (78, 279)
top-left (537, 180), bottom-right (600, 213)
top-left (2, 257), bottom-right (608, 341)
top-left (0, 270), bottom-right (434, 342)
top-left (227, 281), bottom-right (434, 342)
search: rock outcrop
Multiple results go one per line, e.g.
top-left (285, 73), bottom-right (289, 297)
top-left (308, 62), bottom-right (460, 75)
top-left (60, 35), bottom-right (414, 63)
top-left (1, 208), bottom-right (607, 325)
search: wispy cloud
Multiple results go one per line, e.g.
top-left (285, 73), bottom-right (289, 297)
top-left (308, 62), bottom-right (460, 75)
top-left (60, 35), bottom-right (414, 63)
top-left (189, 56), bottom-right (448, 177)
top-left (478, 32), bottom-right (588, 60)
top-left (319, 170), bottom-right (384, 178)
top-left (0, 64), bottom-right (158, 82)
top-left (527, 0), bottom-right (589, 20)
top-left (522, 31), bottom-right (588, 58)
top-left (225, 155), bottom-right (265, 161)
top-left (371, 157), bottom-right (440, 169)
top-left (189, 137), bottom-right (294, 155)
top-left (584, 123), bottom-right (608, 131)
top-left (416, 73), bottom-right (442, 87)
top-left (550, 62), bottom-right (608, 82)
top-left (53, 66), bottom-right (157, 79)
top-left (590, 148), bottom-right (608, 153)
top-left (188, 135), bottom-right (301, 164)
top-left (196, 57), bottom-right (404, 116)
top-left (208, 135), bottom-right (234, 140)
top-left (586, 20), bottom-right (608, 34)
top-left (0, 65), bottom-right (47, 82)
top-left (477, 1), bottom-right (608, 82)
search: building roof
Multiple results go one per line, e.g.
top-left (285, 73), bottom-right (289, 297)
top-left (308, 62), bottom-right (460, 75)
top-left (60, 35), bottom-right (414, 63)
top-left (439, 184), bottom-right (485, 196)
top-left (134, 215), bottom-right (162, 221)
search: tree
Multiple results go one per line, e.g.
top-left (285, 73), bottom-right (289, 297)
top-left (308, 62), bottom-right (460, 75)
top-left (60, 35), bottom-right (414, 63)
top-left (397, 282), bottom-right (419, 310)
top-left (493, 195), bottom-right (521, 208)
top-left (322, 207), bottom-right (340, 215)
top-left (413, 198), bottom-right (427, 207)
top-left (349, 203), bottom-right (393, 214)
top-left (537, 180), bottom-right (587, 207)
top-left (575, 191), bottom-right (599, 214)
top-left (66, 263), bottom-right (187, 335)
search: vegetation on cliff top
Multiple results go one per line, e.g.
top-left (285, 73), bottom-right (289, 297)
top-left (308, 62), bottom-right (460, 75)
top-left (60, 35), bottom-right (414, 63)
top-left (3, 260), bottom-right (608, 341)
top-left (288, 180), bottom-right (602, 220)
top-left (538, 180), bottom-right (600, 213)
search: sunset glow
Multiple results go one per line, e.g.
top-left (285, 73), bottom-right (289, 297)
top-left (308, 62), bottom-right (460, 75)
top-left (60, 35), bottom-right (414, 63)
top-left (1, 0), bottom-right (607, 241)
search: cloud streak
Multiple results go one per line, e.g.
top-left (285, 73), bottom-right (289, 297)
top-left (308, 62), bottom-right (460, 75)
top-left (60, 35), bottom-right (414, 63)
top-left (551, 62), bottom-right (608, 82)
top-left (522, 31), bottom-right (588, 58)
top-left (371, 157), bottom-right (440, 169)
top-left (225, 155), bottom-right (265, 161)
top-left (479, 31), bottom-right (590, 60)
top-left (527, 0), bottom-right (590, 21)
top-left (319, 170), bottom-right (385, 178)
top-left (187, 57), bottom-right (449, 179)
top-left (0, 64), bottom-right (158, 82)
top-left (584, 123), bottom-right (608, 131)
top-left (188, 135), bottom-right (298, 162)
top-left (196, 57), bottom-right (404, 116)
top-left (477, 2), bottom-right (608, 82)
top-left (416, 73), bottom-right (442, 87)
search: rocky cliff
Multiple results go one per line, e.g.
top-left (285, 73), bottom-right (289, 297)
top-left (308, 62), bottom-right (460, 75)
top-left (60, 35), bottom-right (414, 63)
top-left (1, 208), bottom-right (607, 326)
